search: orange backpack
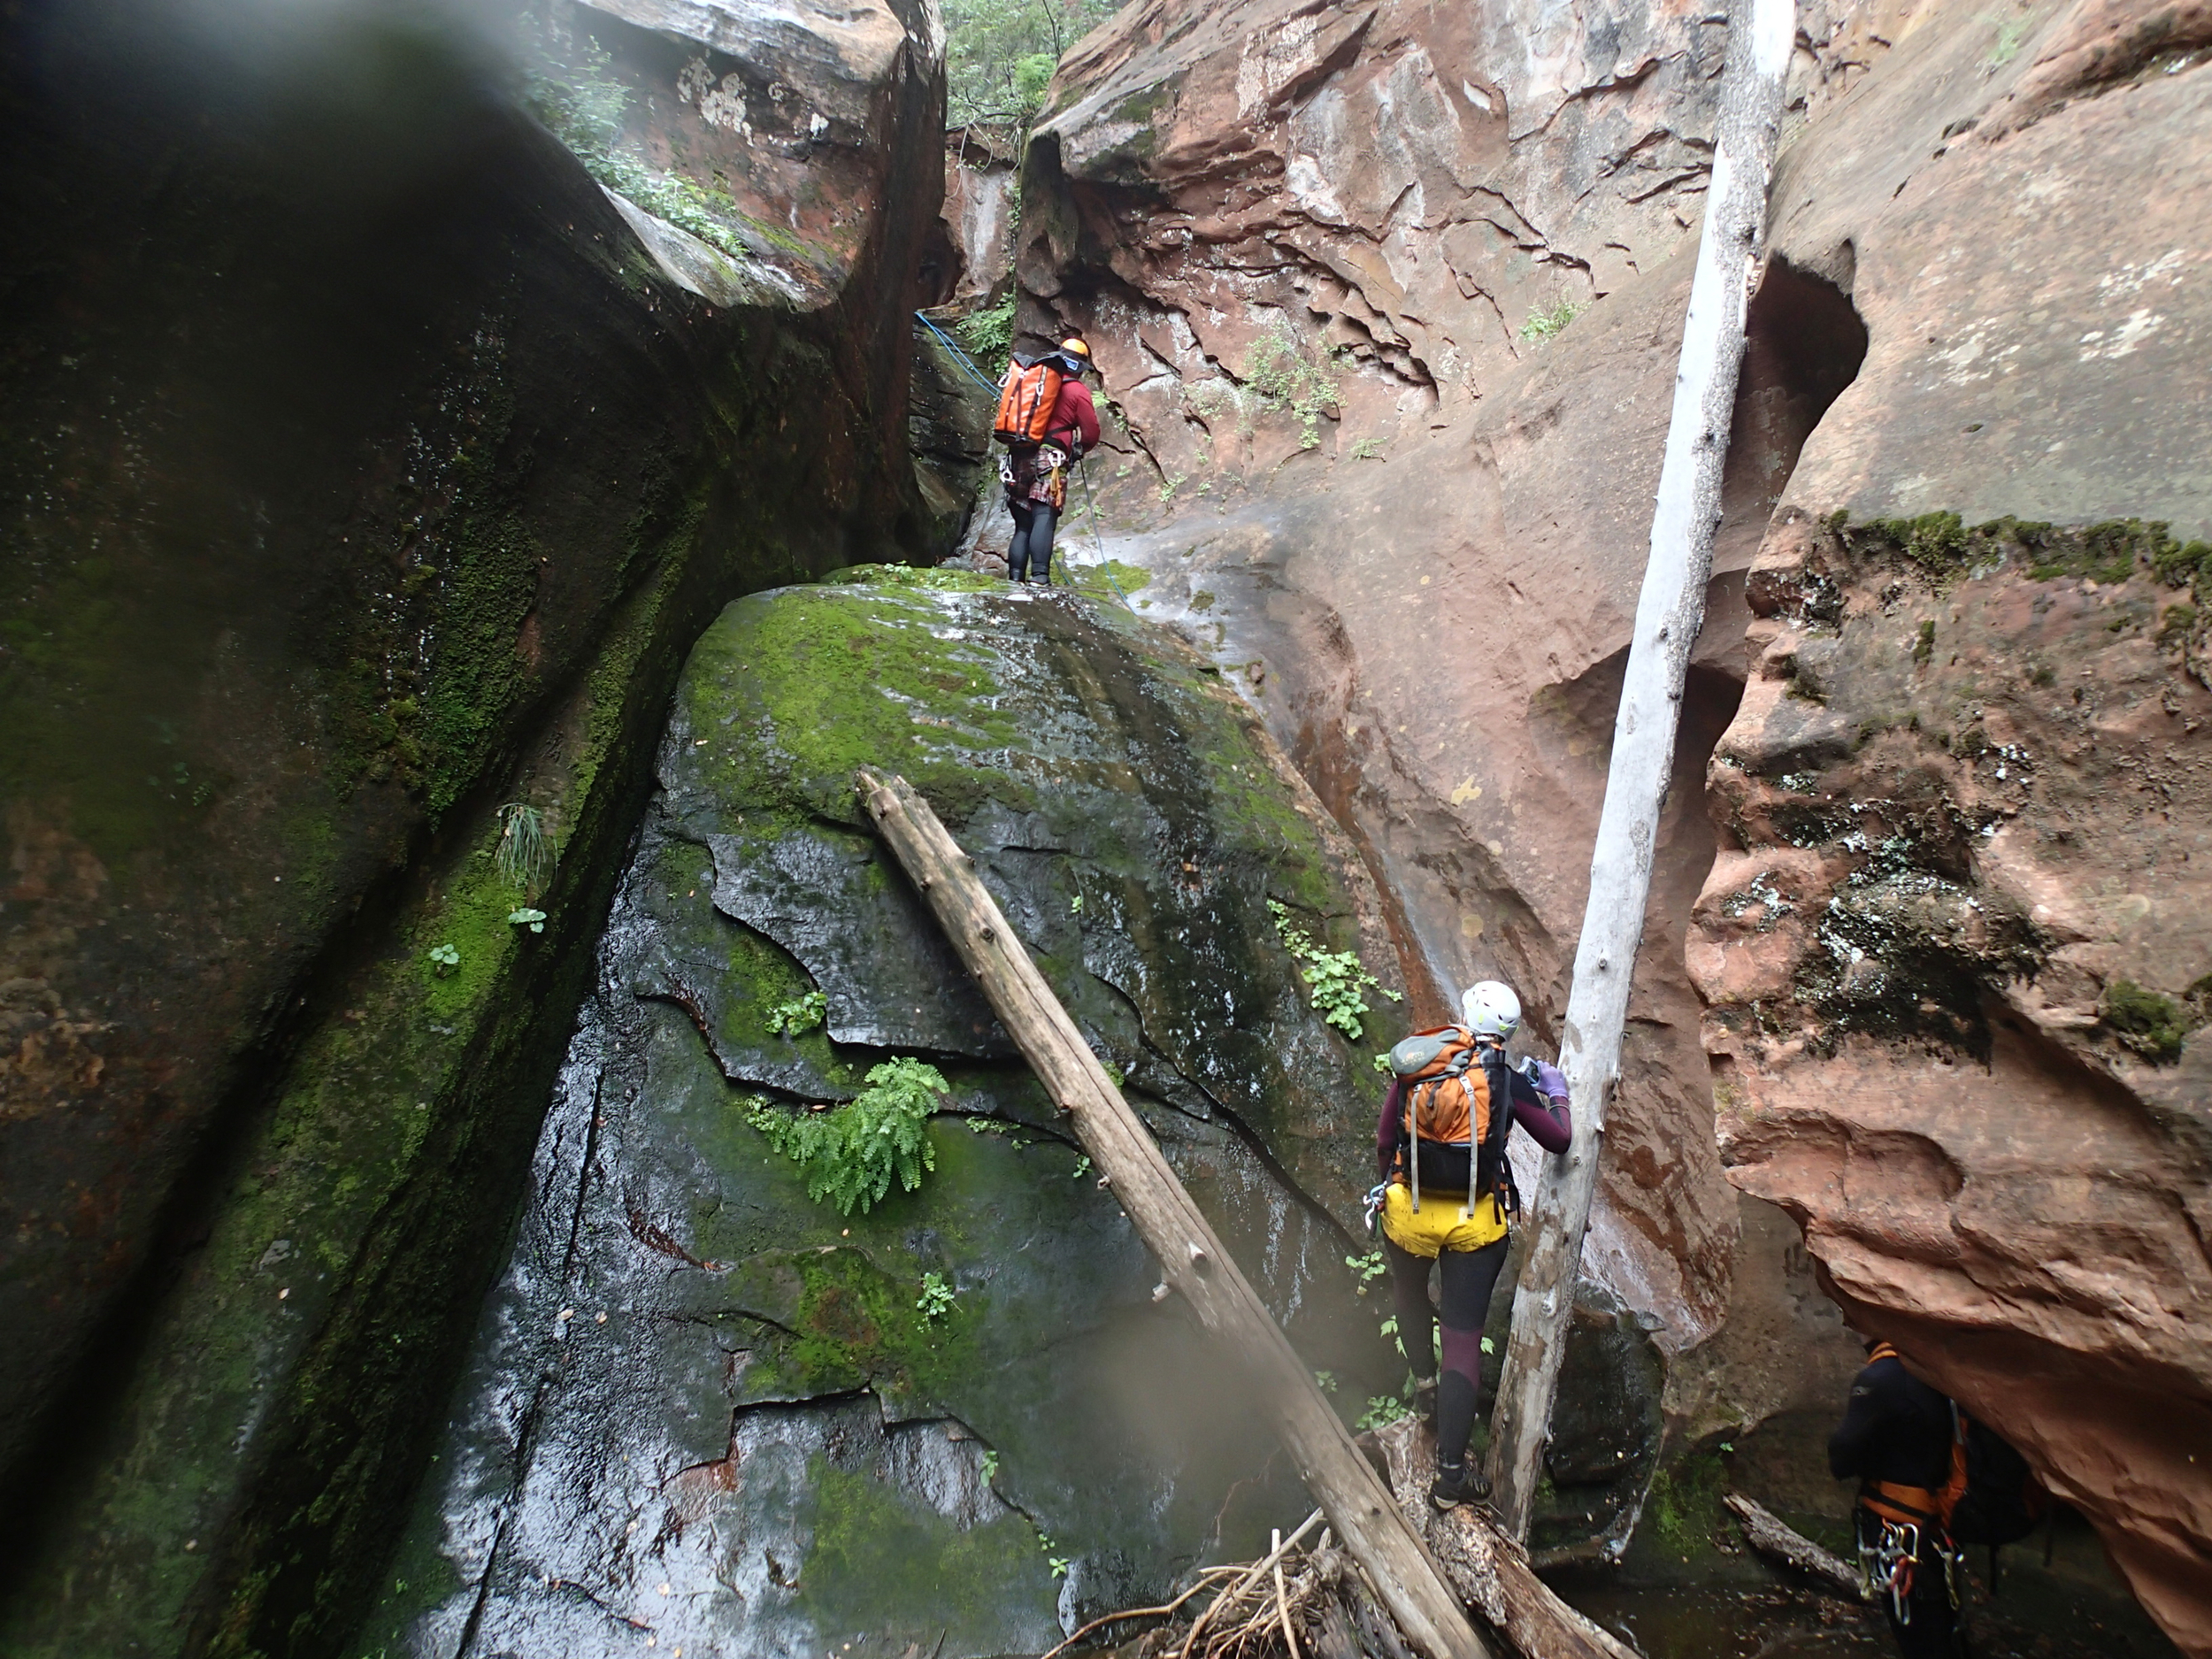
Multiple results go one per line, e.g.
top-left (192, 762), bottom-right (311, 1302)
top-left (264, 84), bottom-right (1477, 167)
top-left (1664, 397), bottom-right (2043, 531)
top-left (1387, 1026), bottom-right (1517, 1211)
top-left (993, 356), bottom-right (1064, 448)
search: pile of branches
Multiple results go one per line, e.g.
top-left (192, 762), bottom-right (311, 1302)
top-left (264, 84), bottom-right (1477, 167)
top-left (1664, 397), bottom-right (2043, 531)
top-left (1041, 1510), bottom-right (1417, 1659)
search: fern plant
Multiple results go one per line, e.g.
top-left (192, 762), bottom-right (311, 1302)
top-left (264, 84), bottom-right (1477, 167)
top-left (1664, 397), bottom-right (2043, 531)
top-left (747, 1058), bottom-right (949, 1214)
top-left (765, 990), bottom-right (828, 1037)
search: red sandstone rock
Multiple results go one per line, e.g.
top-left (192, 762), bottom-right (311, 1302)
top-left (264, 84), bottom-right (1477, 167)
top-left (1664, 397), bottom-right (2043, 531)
top-left (1023, 0), bottom-right (2212, 1643)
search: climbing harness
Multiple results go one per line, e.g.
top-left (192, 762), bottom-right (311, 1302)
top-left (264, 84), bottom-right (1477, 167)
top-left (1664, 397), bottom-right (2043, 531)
top-left (1858, 1517), bottom-right (1962, 1624)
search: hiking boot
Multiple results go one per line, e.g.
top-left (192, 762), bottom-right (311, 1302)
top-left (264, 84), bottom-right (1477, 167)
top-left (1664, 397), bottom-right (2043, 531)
top-left (1411, 1377), bottom-right (1439, 1425)
top-left (1430, 1459), bottom-right (1490, 1511)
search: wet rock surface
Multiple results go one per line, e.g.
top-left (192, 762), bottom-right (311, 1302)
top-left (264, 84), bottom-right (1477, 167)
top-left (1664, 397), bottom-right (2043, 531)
top-left (1008, 0), bottom-right (2212, 1646)
top-left (0, 0), bottom-right (942, 1649)
top-left (356, 572), bottom-right (1414, 1655)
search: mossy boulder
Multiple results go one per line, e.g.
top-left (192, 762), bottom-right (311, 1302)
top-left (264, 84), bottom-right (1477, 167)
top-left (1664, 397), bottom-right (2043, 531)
top-left (0, 3), bottom-right (939, 1652)
top-left (356, 574), bottom-right (1408, 1655)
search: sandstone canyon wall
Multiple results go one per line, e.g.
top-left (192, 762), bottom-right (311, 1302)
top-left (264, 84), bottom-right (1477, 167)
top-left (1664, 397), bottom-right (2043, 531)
top-left (1010, 0), bottom-right (2211, 1647)
top-left (0, 0), bottom-right (942, 1651)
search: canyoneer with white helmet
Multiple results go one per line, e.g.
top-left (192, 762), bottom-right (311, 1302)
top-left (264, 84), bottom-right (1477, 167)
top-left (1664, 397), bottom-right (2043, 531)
top-left (1373, 979), bottom-right (1571, 1509)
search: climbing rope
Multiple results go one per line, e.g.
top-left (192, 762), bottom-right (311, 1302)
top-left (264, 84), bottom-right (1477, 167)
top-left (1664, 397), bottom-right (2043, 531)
top-left (1076, 462), bottom-right (1139, 615)
top-left (914, 310), bottom-right (1137, 611)
top-left (913, 311), bottom-right (1003, 396)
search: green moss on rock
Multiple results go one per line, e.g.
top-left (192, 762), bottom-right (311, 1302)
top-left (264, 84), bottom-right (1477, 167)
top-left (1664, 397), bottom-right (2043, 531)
top-left (799, 1462), bottom-right (1057, 1646)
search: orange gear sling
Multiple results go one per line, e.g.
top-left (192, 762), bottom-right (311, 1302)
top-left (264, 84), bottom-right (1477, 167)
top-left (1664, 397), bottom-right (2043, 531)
top-left (1857, 1343), bottom-right (1970, 1532)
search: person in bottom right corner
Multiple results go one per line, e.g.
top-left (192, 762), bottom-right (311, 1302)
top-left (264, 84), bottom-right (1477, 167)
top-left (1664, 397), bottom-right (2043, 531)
top-left (1829, 1336), bottom-right (1969, 1658)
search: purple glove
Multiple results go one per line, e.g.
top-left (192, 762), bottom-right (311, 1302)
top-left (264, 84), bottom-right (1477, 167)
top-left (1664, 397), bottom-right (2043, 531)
top-left (1532, 1060), bottom-right (1568, 1102)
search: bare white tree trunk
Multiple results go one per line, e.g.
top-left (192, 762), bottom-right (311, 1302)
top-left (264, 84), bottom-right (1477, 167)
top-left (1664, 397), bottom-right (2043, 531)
top-left (1484, 0), bottom-right (1798, 1542)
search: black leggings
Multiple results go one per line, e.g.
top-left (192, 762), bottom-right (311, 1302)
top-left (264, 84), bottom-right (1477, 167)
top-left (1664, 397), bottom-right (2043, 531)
top-left (1386, 1234), bottom-right (1509, 1468)
top-left (1008, 499), bottom-right (1056, 583)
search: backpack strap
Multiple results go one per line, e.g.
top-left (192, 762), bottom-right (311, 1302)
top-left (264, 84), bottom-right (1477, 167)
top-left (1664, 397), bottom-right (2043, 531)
top-left (1479, 1046), bottom-right (1521, 1217)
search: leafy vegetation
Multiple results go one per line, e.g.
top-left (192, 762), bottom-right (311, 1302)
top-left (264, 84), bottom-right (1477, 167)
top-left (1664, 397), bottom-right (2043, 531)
top-left (1356, 1389), bottom-right (1411, 1432)
top-left (1268, 899), bottom-right (1400, 1041)
top-left (954, 292), bottom-right (1018, 376)
top-left (1984, 10), bottom-right (2031, 65)
top-left (1517, 297), bottom-right (1587, 341)
top-left (945, 0), bottom-right (1125, 127)
top-left (495, 803), bottom-right (552, 893)
top-left (2102, 979), bottom-right (2196, 1064)
top-left (748, 1058), bottom-right (951, 1214)
top-left (426, 942), bottom-right (460, 978)
top-left (1242, 326), bottom-right (1344, 449)
top-left (916, 1271), bottom-right (957, 1323)
top-left (506, 907), bottom-right (548, 933)
top-left (518, 13), bottom-right (818, 272)
top-left (1836, 511), bottom-right (2210, 595)
top-left (766, 989), bottom-right (829, 1037)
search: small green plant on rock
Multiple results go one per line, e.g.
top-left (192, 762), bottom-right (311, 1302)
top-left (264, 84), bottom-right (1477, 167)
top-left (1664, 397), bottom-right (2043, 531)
top-left (495, 803), bottom-right (553, 893)
top-left (1356, 1389), bottom-right (1410, 1432)
top-left (2102, 979), bottom-right (2194, 1064)
top-left (916, 1271), bottom-right (956, 1323)
top-left (747, 1057), bottom-right (950, 1214)
top-left (765, 989), bottom-right (828, 1037)
top-left (427, 942), bottom-right (461, 978)
top-left (1518, 297), bottom-right (1586, 341)
top-left (1268, 900), bottom-right (1401, 1041)
top-left (507, 907), bottom-right (548, 933)
top-left (1242, 326), bottom-right (1343, 449)
top-left (954, 293), bottom-right (1017, 376)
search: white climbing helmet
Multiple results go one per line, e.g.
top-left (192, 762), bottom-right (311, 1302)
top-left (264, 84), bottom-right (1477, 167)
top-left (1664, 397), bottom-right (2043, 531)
top-left (1461, 980), bottom-right (1521, 1041)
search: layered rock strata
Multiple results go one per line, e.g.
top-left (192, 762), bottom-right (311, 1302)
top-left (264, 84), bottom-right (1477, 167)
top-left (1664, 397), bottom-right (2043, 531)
top-left (1009, 0), bottom-right (2212, 1643)
top-left (0, 0), bottom-right (941, 1651)
top-left (1692, 4), bottom-right (2212, 1643)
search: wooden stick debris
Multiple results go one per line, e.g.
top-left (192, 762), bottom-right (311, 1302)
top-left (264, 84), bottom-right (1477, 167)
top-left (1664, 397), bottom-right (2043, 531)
top-left (855, 769), bottom-right (1488, 1659)
top-left (1722, 1494), bottom-right (1862, 1594)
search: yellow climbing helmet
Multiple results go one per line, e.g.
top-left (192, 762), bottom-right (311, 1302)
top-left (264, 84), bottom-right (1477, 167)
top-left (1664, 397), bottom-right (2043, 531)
top-left (1057, 337), bottom-right (1091, 373)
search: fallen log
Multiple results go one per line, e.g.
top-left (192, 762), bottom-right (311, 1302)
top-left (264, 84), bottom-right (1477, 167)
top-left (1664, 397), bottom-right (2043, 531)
top-left (855, 769), bottom-right (1487, 1659)
top-left (1370, 1418), bottom-right (1637, 1659)
top-left (1722, 1494), bottom-right (1862, 1595)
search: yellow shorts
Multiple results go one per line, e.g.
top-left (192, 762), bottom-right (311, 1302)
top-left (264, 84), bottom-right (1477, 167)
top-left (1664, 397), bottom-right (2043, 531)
top-left (1379, 1180), bottom-right (1508, 1258)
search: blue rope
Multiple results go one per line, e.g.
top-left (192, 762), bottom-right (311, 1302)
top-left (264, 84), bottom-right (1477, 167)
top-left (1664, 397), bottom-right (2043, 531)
top-left (915, 311), bottom-right (1133, 614)
top-left (915, 311), bottom-right (1003, 395)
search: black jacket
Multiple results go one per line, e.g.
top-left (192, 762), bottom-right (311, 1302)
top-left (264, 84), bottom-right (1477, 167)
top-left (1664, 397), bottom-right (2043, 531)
top-left (1829, 1350), bottom-right (1953, 1492)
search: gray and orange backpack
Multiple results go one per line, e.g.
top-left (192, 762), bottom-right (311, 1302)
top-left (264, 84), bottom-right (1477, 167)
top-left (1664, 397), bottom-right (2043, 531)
top-left (1387, 1026), bottom-right (1519, 1217)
